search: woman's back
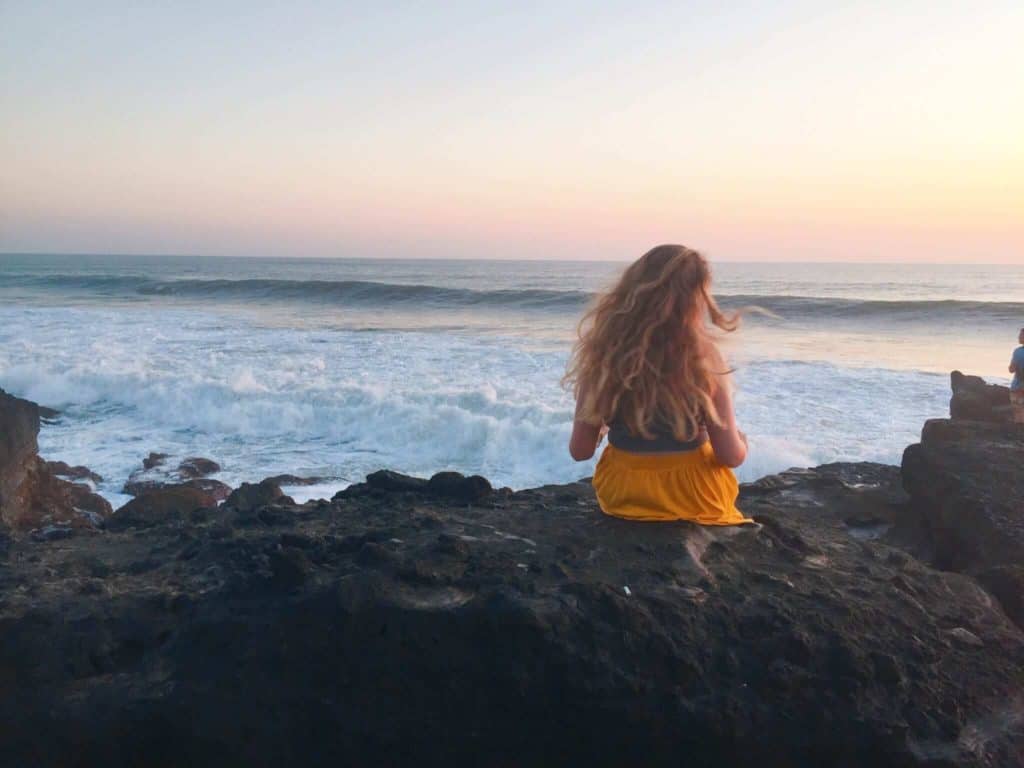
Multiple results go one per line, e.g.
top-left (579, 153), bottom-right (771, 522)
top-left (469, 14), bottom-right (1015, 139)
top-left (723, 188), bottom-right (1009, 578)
top-left (605, 417), bottom-right (707, 454)
top-left (564, 244), bottom-right (751, 525)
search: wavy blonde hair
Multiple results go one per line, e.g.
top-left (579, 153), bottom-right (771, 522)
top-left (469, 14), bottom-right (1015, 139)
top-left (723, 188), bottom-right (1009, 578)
top-left (563, 244), bottom-right (739, 440)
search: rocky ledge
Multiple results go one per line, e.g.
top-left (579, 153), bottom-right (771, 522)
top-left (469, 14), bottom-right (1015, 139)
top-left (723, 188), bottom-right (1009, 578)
top-left (0, 375), bottom-right (1022, 767)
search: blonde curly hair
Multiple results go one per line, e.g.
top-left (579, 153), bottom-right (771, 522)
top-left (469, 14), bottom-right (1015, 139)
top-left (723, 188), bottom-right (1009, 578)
top-left (563, 244), bottom-right (738, 441)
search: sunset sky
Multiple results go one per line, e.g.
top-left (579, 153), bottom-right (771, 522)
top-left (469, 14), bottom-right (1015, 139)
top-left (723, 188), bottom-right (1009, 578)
top-left (2, 1), bottom-right (1021, 262)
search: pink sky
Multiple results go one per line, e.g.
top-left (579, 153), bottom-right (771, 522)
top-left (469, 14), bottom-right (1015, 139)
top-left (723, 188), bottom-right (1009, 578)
top-left (2, 2), bottom-right (1021, 262)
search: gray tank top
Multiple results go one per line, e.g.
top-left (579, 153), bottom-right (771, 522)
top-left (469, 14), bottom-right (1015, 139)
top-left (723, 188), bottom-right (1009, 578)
top-left (607, 417), bottom-right (707, 454)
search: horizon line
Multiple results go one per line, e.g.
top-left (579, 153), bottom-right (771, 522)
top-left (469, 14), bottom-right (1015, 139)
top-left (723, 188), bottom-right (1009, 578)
top-left (1, 251), bottom-right (1021, 267)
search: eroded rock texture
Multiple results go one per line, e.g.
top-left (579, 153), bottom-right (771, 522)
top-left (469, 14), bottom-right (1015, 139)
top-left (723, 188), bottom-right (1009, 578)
top-left (1, 462), bottom-right (1021, 766)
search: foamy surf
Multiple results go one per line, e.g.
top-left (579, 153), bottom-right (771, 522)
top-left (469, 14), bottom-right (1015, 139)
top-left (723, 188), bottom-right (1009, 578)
top-left (0, 309), bottom-right (947, 505)
top-left (0, 255), bottom-right (1015, 505)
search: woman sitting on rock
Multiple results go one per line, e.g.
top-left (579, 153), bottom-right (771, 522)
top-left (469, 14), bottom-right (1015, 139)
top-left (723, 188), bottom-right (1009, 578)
top-left (564, 244), bottom-right (752, 525)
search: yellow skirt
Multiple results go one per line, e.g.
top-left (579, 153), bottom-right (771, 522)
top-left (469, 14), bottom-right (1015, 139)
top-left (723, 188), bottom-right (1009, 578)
top-left (593, 442), bottom-right (753, 525)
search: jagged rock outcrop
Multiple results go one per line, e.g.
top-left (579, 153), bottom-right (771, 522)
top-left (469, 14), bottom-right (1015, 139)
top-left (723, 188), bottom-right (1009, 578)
top-left (1, 460), bottom-right (1022, 766)
top-left (949, 370), bottom-right (1012, 422)
top-left (224, 479), bottom-right (291, 513)
top-left (45, 461), bottom-right (103, 484)
top-left (0, 389), bottom-right (111, 532)
top-left (123, 453), bottom-right (225, 497)
top-left (0, 389), bottom-right (41, 526)
top-left (108, 484), bottom-right (225, 531)
top-left (900, 374), bottom-right (1024, 628)
top-left (338, 468), bottom-right (494, 503)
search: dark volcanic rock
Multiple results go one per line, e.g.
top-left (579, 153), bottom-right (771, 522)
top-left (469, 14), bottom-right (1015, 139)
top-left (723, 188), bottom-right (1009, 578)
top-left (262, 474), bottom-right (324, 486)
top-left (30, 524), bottom-right (75, 542)
top-left (124, 453), bottom-right (225, 497)
top-left (950, 370), bottom-right (1012, 422)
top-left (182, 477), bottom-right (232, 502)
top-left (225, 479), bottom-right (290, 513)
top-left (901, 416), bottom-right (1024, 627)
top-left (368, 469), bottom-right (428, 492)
top-left (902, 419), bottom-right (1024, 567)
top-left (124, 477), bottom-right (232, 502)
top-left (427, 471), bottom-right (492, 503)
top-left (122, 478), bottom-right (165, 496)
top-left (897, 373), bottom-right (1024, 630)
top-left (108, 485), bottom-right (221, 531)
top-left (142, 451), bottom-right (169, 470)
top-left (0, 389), bottom-right (111, 531)
top-left (268, 546), bottom-right (312, 589)
top-left (1, 461), bottom-right (1022, 767)
top-left (45, 460), bottom-right (103, 484)
top-left (177, 457), bottom-right (221, 478)
top-left (337, 469), bottom-right (492, 504)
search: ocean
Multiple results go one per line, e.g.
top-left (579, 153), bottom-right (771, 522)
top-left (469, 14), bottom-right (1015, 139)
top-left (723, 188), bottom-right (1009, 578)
top-left (1, 253), bottom-right (1021, 508)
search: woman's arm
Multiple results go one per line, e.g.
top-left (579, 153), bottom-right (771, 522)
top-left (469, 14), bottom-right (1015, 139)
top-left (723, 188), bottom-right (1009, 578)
top-left (568, 383), bottom-right (604, 461)
top-left (704, 349), bottom-right (748, 468)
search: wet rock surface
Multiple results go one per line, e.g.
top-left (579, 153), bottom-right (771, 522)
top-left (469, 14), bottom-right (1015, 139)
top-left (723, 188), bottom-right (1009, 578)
top-left (262, 473), bottom-right (325, 486)
top-left (123, 453), bottom-right (227, 497)
top-left (177, 456), bottom-right (222, 478)
top-left (45, 460), bottom-right (103, 484)
top-left (1, 458), bottom-right (1022, 766)
top-left (142, 452), bottom-right (169, 470)
top-left (225, 479), bottom-right (291, 513)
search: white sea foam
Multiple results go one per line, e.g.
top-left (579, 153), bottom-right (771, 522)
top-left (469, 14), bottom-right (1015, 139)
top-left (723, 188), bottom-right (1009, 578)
top-left (0, 300), bottom-right (952, 507)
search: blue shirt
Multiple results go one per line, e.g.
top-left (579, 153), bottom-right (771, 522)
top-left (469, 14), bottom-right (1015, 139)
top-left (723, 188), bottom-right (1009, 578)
top-left (1012, 346), bottom-right (1024, 391)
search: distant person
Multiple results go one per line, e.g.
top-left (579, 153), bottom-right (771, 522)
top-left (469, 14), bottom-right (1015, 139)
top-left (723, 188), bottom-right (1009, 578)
top-left (1010, 327), bottom-right (1024, 424)
top-left (564, 244), bottom-right (752, 525)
